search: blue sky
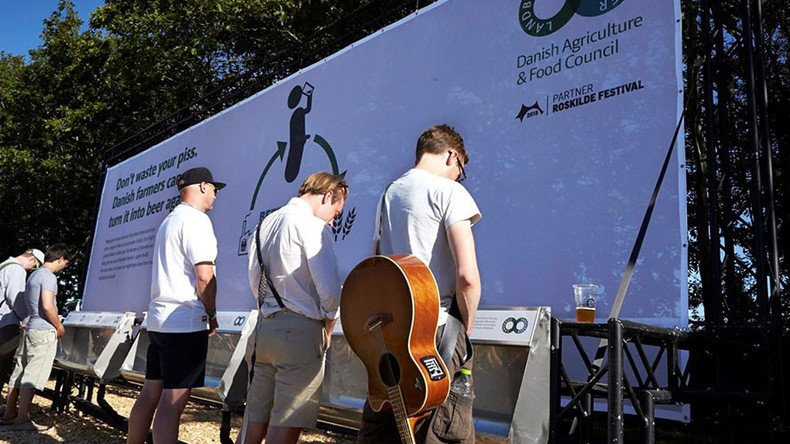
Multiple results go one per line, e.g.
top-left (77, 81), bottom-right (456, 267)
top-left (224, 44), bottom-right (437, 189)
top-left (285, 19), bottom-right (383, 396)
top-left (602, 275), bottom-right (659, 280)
top-left (0, 0), bottom-right (104, 56)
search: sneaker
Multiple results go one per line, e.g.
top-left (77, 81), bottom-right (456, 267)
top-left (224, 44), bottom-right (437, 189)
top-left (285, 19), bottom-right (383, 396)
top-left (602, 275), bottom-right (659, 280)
top-left (6, 420), bottom-right (50, 432)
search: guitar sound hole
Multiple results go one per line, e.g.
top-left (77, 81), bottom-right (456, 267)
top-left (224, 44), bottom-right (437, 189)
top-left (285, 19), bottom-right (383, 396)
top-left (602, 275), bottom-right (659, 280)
top-left (378, 353), bottom-right (401, 387)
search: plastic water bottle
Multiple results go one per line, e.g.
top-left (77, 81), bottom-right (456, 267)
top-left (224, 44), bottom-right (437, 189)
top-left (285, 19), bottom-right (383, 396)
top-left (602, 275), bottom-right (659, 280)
top-left (450, 368), bottom-right (474, 398)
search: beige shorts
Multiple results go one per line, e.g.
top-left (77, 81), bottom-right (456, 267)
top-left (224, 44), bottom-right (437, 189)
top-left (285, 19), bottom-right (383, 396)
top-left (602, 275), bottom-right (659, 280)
top-left (245, 311), bottom-right (327, 428)
top-left (8, 329), bottom-right (58, 390)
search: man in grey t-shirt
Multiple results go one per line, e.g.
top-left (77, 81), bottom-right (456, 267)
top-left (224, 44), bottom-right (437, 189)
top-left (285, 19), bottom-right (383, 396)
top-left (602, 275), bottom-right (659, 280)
top-left (360, 124), bottom-right (482, 443)
top-left (1, 244), bottom-right (71, 432)
top-left (0, 249), bottom-right (44, 386)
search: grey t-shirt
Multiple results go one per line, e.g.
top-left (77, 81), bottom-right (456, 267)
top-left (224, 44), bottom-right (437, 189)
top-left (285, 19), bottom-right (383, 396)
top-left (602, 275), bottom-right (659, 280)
top-left (377, 168), bottom-right (481, 325)
top-left (23, 267), bottom-right (58, 331)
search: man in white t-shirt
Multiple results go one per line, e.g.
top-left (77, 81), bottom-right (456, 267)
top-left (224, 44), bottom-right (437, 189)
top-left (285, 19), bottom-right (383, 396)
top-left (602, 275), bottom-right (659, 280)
top-left (127, 167), bottom-right (225, 444)
top-left (0, 249), bottom-right (44, 387)
top-left (240, 172), bottom-right (347, 444)
top-left (359, 124), bottom-right (482, 443)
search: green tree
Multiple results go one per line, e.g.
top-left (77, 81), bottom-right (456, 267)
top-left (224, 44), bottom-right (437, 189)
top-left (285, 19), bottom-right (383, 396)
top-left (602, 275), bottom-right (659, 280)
top-left (0, 0), bottom-right (424, 308)
top-left (1, 2), bottom-right (106, 304)
top-left (683, 0), bottom-right (788, 328)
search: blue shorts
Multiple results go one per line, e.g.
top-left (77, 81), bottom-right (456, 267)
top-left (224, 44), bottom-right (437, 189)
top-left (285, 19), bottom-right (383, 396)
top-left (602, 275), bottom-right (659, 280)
top-left (146, 330), bottom-right (208, 389)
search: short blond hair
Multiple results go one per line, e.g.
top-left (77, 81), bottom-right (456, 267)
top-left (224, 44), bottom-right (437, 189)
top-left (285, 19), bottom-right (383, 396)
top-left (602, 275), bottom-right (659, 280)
top-left (298, 172), bottom-right (348, 203)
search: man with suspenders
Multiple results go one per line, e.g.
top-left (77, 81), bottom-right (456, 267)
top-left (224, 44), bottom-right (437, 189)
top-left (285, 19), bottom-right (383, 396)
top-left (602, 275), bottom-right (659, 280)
top-left (241, 172), bottom-right (348, 444)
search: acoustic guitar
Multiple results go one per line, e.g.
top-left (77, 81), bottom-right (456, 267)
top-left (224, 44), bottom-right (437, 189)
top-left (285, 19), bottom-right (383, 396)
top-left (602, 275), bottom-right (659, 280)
top-left (341, 255), bottom-right (450, 444)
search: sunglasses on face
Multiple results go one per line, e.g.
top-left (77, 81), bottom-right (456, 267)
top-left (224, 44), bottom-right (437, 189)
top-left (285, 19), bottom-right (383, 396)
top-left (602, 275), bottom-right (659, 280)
top-left (203, 183), bottom-right (218, 195)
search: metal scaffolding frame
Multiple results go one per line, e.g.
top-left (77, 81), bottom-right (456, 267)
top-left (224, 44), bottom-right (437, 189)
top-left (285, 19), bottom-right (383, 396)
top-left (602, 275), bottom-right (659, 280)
top-left (689, 0), bottom-right (782, 331)
top-left (551, 0), bottom-right (786, 441)
top-left (687, 0), bottom-right (785, 433)
top-left (550, 317), bottom-right (781, 443)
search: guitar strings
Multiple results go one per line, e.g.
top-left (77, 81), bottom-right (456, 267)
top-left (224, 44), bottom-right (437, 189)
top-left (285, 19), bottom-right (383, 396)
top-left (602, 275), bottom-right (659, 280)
top-left (373, 322), bottom-right (414, 443)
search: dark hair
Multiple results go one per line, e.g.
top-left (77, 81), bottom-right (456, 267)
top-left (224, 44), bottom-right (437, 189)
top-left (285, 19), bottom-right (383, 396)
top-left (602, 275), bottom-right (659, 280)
top-left (415, 124), bottom-right (468, 164)
top-left (44, 243), bottom-right (73, 263)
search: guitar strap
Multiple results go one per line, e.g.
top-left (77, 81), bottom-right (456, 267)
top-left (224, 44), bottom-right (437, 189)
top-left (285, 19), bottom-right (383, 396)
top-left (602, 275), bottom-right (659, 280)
top-left (255, 221), bottom-right (286, 311)
top-left (373, 184), bottom-right (392, 256)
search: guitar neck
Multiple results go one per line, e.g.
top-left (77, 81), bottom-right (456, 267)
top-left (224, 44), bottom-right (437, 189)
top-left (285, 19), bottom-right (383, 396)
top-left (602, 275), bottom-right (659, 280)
top-left (386, 385), bottom-right (416, 444)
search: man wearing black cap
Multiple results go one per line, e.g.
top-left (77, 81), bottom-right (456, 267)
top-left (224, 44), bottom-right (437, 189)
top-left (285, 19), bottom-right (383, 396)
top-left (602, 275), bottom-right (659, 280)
top-left (127, 167), bottom-right (225, 444)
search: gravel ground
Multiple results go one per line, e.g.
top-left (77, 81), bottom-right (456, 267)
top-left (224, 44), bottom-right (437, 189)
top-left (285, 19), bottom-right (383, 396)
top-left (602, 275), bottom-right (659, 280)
top-left (0, 381), bottom-right (354, 443)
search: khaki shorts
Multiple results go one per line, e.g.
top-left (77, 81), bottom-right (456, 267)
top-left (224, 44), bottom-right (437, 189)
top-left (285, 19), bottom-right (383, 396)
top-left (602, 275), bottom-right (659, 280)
top-left (245, 311), bottom-right (327, 428)
top-left (8, 329), bottom-right (58, 390)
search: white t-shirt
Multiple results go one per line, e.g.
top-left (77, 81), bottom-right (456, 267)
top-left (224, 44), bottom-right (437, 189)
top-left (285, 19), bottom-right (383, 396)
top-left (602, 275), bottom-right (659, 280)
top-left (148, 203), bottom-right (217, 332)
top-left (376, 168), bottom-right (481, 325)
top-left (0, 257), bottom-right (26, 329)
top-left (247, 198), bottom-right (341, 320)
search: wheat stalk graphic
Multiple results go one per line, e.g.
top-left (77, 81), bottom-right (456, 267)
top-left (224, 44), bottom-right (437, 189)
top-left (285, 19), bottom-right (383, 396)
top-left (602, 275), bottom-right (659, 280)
top-left (342, 207), bottom-right (356, 240)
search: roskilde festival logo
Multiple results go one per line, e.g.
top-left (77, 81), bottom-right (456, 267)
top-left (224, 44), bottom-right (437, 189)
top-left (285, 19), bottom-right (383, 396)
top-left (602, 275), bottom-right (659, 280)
top-left (515, 0), bottom-right (633, 122)
top-left (516, 101), bottom-right (545, 122)
top-left (237, 82), bottom-right (355, 256)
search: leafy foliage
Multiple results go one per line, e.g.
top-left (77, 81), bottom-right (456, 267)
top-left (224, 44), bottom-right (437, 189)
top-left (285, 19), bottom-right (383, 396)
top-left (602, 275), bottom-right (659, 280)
top-left (682, 0), bottom-right (788, 329)
top-left (0, 0), bottom-right (423, 307)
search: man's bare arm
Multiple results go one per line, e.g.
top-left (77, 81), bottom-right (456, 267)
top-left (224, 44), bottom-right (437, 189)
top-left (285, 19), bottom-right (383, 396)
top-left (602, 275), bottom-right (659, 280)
top-left (323, 318), bottom-right (337, 349)
top-left (195, 262), bottom-right (218, 334)
top-left (447, 220), bottom-right (481, 334)
top-left (41, 289), bottom-right (65, 338)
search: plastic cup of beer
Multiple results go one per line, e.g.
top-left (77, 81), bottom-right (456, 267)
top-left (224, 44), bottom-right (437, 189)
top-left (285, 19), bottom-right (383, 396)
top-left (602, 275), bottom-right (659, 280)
top-left (573, 284), bottom-right (598, 323)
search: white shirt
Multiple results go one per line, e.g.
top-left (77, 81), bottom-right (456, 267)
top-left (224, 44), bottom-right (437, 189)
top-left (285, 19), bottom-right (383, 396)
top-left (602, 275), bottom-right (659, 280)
top-left (149, 203), bottom-right (217, 332)
top-left (376, 168), bottom-right (481, 325)
top-left (0, 257), bottom-right (26, 329)
top-left (248, 197), bottom-right (341, 320)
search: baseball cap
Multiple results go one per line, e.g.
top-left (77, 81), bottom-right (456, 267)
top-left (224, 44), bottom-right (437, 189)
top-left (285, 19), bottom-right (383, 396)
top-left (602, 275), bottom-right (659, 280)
top-left (177, 167), bottom-right (226, 191)
top-left (27, 249), bottom-right (45, 267)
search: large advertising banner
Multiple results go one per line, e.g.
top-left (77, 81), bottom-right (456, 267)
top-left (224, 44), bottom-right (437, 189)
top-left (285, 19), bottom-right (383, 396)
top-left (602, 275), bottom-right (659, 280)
top-left (84, 0), bottom-right (686, 329)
